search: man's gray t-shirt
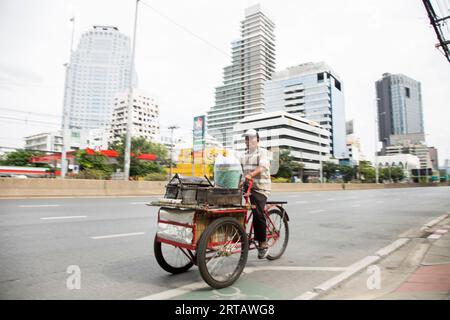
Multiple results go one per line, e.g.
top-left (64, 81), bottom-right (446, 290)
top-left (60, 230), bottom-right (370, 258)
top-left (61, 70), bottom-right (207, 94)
top-left (239, 147), bottom-right (271, 198)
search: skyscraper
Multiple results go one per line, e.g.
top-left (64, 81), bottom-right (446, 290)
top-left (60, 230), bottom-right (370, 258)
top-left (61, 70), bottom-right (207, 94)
top-left (67, 25), bottom-right (137, 131)
top-left (375, 73), bottom-right (424, 148)
top-left (264, 62), bottom-right (347, 159)
top-left (207, 4), bottom-right (275, 148)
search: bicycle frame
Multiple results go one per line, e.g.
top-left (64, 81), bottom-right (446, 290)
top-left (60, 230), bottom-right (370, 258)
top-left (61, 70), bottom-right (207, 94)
top-left (243, 179), bottom-right (284, 250)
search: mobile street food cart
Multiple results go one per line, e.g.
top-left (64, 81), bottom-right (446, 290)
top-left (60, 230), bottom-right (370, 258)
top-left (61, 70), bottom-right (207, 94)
top-left (149, 174), bottom-right (289, 289)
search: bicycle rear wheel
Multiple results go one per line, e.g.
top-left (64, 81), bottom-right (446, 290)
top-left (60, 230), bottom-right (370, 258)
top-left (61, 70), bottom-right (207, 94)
top-left (154, 235), bottom-right (194, 274)
top-left (266, 208), bottom-right (289, 260)
top-left (197, 217), bottom-right (248, 289)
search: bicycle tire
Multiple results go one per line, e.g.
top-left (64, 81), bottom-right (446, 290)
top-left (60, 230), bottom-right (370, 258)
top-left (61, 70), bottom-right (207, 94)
top-left (197, 217), bottom-right (248, 289)
top-left (266, 208), bottom-right (289, 260)
top-left (154, 235), bottom-right (194, 274)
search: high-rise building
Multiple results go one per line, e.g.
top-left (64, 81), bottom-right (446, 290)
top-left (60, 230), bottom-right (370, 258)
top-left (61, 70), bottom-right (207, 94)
top-left (264, 62), bottom-right (347, 159)
top-left (375, 73), bottom-right (424, 148)
top-left (67, 25), bottom-right (137, 130)
top-left (233, 111), bottom-right (331, 179)
top-left (428, 146), bottom-right (439, 171)
top-left (207, 4), bottom-right (275, 148)
top-left (108, 89), bottom-right (160, 144)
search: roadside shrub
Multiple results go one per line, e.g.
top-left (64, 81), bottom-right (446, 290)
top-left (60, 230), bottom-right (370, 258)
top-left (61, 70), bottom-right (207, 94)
top-left (144, 172), bottom-right (168, 181)
top-left (271, 177), bottom-right (290, 183)
top-left (73, 169), bottom-right (111, 180)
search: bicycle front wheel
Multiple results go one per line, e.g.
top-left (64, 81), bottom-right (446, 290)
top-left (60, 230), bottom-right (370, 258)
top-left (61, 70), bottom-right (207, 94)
top-left (197, 217), bottom-right (248, 289)
top-left (266, 208), bottom-right (289, 260)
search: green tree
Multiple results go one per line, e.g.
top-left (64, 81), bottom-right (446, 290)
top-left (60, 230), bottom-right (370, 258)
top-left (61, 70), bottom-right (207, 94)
top-left (109, 136), bottom-right (168, 178)
top-left (75, 150), bottom-right (112, 178)
top-left (275, 149), bottom-right (294, 179)
top-left (359, 160), bottom-right (376, 183)
top-left (381, 166), bottom-right (404, 182)
top-left (339, 164), bottom-right (356, 182)
top-left (0, 150), bottom-right (44, 167)
top-left (323, 161), bottom-right (339, 181)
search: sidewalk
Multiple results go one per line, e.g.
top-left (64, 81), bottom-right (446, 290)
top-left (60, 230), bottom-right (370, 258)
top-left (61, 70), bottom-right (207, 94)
top-left (321, 216), bottom-right (450, 300)
top-left (381, 221), bottom-right (450, 300)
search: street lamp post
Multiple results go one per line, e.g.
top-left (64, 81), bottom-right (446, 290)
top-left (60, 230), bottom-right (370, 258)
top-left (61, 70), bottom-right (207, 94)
top-left (168, 125), bottom-right (179, 178)
top-left (61, 16), bottom-right (76, 179)
top-left (374, 98), bottom-right (383, 184)
top-left (124, 0), bottom-right (139, 181)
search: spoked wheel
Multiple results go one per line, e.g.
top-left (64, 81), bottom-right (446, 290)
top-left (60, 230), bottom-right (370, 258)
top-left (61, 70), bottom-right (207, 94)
top-left (197, 217), bottom-right (248, 289)
top-left (266, 208), bottom-right (289, 260)
top-left (154, 235), bottom-right (194, 274)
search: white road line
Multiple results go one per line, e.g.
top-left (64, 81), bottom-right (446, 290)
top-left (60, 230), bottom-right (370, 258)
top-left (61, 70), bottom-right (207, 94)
top-left (309, 209), bottom-right (325, 214)
top-left (427, 234), bottom-right (442, 240)
top-left (91, 232), bottom-right (145, 240)
top-left (244, 266), bottom-right (347, 274)
top-left (130, 202), bottom-right (149, 205)
top-left (295, 200), bottom-right (308, 204)
top-left (138, 265), bottom-right (346, 300)
top-left (20, 204), bottom-right (60, 208)
top-left (294, 291), bottom-right (319, 300)
top-left (40, 215), bottom-right (87, 220)
top-left (327, 198), bottom-right (336, 201)
top-left (350, 204), bottom-right (361, 208)
top-left (312, 255), bottom-right (380, 293)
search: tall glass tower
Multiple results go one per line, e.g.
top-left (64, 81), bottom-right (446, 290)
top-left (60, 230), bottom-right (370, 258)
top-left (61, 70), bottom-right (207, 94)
top-left (67, 25), bottom-right (137, 130)
top-left (207, 4), bottom-right (276, 148)
top-left (375, 73), bottom-right (424, 148)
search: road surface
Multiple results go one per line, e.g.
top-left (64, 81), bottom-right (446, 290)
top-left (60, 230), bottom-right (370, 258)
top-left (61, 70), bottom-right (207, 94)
top-left (0, 186), bottom-right (449, 299)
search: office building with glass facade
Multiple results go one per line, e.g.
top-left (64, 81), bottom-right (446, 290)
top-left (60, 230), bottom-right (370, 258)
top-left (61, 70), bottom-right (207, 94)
top-left (67, 25), bottom-right (137, 130)
top-left (375, 73), bottom-right (424, 148)
top-left (264, 62), bottom-right (347, 159)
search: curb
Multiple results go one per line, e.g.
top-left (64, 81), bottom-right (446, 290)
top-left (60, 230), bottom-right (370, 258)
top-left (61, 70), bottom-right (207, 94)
top-left (297, 213), bottom-right (450, 300)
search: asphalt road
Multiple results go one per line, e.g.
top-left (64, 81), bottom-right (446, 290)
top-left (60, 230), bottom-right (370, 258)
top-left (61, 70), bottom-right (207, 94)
top-left (0, 186), bottom-right (449, 299)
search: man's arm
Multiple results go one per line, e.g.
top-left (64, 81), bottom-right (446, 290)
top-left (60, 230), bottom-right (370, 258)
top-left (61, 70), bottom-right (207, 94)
top-left (245, 166), bottom-right (263, 180)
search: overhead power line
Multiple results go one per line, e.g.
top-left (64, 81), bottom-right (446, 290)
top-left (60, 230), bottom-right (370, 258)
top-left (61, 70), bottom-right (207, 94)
top-left (140, 1), bottom-right (229, 57)
top-left (422, 0), bottom-right (450, 63)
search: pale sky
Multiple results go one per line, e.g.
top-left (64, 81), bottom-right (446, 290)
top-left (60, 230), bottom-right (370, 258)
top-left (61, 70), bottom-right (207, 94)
top-left (0, 0), bottom-right (449, 166)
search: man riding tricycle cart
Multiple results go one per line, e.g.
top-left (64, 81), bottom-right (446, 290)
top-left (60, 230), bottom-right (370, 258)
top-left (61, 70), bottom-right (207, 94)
top-left (150, 129), bottom-right (289, 289)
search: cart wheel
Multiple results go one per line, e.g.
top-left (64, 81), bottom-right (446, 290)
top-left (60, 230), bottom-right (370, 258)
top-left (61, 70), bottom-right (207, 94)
top-left (266, 208), bottom-right (289, 260)
top-left (197, 217), bottom-right (248, 289)
top-left (154, 236), bottom-right (194, 274)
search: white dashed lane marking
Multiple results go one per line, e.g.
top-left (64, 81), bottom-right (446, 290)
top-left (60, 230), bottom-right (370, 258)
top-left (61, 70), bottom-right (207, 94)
top-left (40, 215), bottom-right (87, 220)
top-left (91, 232), bottom-right (145, 240)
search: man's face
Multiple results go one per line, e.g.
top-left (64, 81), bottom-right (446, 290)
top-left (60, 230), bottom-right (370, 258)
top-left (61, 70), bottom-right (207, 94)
top-left (245, 136), bottom-right (258, 150)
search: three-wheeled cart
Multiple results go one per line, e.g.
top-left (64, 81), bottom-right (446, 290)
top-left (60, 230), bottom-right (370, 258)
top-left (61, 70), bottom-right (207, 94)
top-left (150, 176), bottom-right (289, 289)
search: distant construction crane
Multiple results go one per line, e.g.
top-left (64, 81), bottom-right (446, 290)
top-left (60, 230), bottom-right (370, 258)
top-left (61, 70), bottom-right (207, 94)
top-left (422, 0), bottom-right (450, 63)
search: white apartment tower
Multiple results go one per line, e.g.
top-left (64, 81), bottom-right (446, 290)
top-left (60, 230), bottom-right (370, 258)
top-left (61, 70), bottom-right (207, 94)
top-left (207, 4), bottom-right (276, 148)
top-left (264, 62), bottom-right (347, 159)
top-left (109, 89), bottom-right (160, 144)
top-left (67, 25), bottom-right (137, 130)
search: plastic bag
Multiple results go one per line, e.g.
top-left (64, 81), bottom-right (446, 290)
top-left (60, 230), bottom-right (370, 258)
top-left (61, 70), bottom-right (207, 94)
top-left (214, 150), bottom-right (242, 189)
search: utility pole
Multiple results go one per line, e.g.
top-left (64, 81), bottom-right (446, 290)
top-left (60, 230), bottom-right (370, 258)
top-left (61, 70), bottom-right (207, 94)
top-left (61, 16), bottom-right (76, 179)
top-left (168, 125), bottom-right (179, 178)
top-left (374, 98), bottom-right (382, 184)
top-left (316, 127), bottom-right (323, 183)
top-left (124, 0), bottom-right (139, 181)
top-left (192, 129), bottom-right (195, 177)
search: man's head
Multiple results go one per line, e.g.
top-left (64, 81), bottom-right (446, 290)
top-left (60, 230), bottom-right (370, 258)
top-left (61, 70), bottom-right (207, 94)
top-left (243, 129), bottom-right (259, 151)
